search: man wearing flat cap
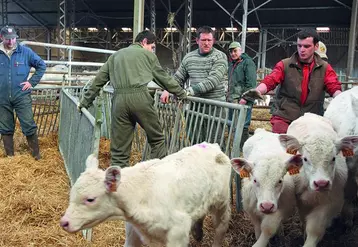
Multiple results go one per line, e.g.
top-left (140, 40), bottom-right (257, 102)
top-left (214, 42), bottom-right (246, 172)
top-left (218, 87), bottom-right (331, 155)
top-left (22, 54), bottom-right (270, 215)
top-left (0, 25), bottom-right (46, 160)
top-left (227, 41), bottom-right (257, 151)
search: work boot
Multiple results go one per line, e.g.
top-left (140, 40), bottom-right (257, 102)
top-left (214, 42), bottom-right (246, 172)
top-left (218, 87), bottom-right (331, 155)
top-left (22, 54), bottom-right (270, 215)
top-left (240, 128), bottom-right (250, 152)
top-left (26, 133), bottom-right (41, 160)
top-left (2, 134), bottom-right (14, 156)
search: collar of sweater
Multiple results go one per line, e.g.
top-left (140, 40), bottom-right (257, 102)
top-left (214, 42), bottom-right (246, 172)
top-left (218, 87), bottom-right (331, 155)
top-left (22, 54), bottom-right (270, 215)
top-left (197, 48), bottom-right (214, 56)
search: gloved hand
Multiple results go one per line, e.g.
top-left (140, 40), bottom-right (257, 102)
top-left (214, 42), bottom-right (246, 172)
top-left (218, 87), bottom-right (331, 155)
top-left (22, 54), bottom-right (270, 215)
top-left (77, 102), bottom-right (84, 114)
top-left (241, 89), bottom-right (264, 102)
top-left (186, 87), bottom-right (195, 97)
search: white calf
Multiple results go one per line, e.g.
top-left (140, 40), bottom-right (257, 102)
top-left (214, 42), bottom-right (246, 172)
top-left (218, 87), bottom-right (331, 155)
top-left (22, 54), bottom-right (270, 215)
top-left (231, 128), bottom-right (302, 247)
top-left (60, 142), bottom-right (232, 247)
top-left (279, 113), bottom-right (358, 247)
top-left (324, 87), bottom-right (358, 227)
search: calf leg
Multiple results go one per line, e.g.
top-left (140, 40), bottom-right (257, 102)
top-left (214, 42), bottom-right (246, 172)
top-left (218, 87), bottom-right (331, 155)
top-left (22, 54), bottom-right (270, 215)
top-left (251, 217), bottom-right (262, 240)
top-left (191, 216), bottom-right (205, 242)
top-left (166, 214), bottom-right (191, 247)
top-left (253, 213), bottom-right (282, 247)
top-left (303, 210), bottom-right (331, 247)
top-left (211, 203), bottom-right (231, 247)
top-left (124, 222), bottom-right (143, 247)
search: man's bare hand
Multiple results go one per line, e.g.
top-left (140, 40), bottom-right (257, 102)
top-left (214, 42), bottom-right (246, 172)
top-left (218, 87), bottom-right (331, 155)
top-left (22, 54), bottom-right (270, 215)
top-left (242, 89), bottom-right (264, 101)
top-left (239, 99), bottom-right (247, 105)
top-left (160, 90), bottom-right (170, 104)
top-left (20, 81), bottom-right (32, 91)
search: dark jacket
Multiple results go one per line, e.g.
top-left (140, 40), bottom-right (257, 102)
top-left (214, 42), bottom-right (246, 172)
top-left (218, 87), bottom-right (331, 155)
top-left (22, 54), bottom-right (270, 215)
top-left (0, 44), bottom-right (46, 103)
top-left (273, 53), bottom-right (329, 121)
top-left (227, 53), bottom-right (257, 103)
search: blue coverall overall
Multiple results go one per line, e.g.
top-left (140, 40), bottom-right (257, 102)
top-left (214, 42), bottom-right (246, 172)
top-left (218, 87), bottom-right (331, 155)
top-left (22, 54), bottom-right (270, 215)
top-left (0, 44), bottom-right (46, 157)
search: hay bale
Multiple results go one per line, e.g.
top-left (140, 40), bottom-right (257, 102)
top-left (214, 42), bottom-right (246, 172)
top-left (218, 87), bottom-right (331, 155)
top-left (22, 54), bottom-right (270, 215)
top-left (249, 107), bottom-right (272, 133)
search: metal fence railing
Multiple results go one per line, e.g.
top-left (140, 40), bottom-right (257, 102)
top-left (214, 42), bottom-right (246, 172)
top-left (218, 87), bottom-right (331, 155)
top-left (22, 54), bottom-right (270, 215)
top-left (31, 86), bottom-right (83, 136)
top-left (58, 88), bottom-right (104, 242)
top-left (58, 88), bottom-right (101, 185)
top-left (100, 87), bottom-right (247, 160)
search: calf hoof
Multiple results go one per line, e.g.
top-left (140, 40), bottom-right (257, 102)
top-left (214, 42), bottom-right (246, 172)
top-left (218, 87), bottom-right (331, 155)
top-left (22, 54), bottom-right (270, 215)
top-left (191, 221), bottom-right (204, 242)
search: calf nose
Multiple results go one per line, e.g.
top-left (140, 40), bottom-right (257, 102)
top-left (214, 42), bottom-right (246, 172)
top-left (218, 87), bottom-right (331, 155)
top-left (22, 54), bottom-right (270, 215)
top-left (260, 202), bottom-right (275, 213)
top-left (314, 180), bottom-right (330, 189)
top-left (60, 216), bottom-right (70, 229)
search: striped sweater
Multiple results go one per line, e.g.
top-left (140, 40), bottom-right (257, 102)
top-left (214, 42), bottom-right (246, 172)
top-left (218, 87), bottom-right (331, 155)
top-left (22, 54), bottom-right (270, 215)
top-left (174, 48), bottom-right (228, 100)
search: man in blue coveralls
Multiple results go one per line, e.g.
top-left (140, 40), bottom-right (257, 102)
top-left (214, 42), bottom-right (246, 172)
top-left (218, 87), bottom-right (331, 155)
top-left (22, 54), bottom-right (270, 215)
top-left (0, 26), bottom-right (46, 160)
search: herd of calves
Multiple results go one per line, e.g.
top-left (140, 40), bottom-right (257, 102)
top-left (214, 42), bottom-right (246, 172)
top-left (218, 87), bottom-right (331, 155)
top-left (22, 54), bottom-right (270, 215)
top-left (59, 87), bottom-right (358, 247)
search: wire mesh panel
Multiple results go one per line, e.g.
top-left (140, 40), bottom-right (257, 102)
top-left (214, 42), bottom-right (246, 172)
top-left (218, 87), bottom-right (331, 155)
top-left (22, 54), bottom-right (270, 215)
top-left (58, 89), bottom-right (98, 185)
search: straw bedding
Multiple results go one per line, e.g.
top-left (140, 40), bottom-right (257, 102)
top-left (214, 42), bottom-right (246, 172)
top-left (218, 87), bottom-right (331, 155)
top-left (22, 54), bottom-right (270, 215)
top-left (0, 120), bottom-right (358, 246)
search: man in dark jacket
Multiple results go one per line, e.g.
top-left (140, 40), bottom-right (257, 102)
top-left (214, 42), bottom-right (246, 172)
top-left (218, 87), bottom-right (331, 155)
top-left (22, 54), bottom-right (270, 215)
top-left (0, 26), bottom-right (46, 159)
top-left (227, 41), bottom-right (257, 150)
top-left (245, 29), bottom-right (341, 134)
top-left (79, 30), bottom-right (187, 168)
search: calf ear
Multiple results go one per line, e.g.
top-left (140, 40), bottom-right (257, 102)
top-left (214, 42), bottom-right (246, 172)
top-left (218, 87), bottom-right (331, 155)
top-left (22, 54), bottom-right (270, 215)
top-left (86, 154), bottom-right (99, 170)
top-left (279, 134), bottom-right (301, 155)
top-left (286, 154), bottom-right (303, 175)
top-left (231, 158), bottom-right (253, 178)
top-left (337, 136), bottom-right (358, 157)
top-left (105, 166), bottom-right (121, 192)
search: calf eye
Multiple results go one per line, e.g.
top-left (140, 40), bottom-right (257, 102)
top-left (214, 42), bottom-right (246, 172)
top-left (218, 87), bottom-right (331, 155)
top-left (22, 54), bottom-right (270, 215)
top-left (86, 198), bottom-right (96, 203)
top-left (253, 179), bottom-right (257, 183)
top-left (278, 179), bottom-right (283, 184)
top-left (303, 157), bottom-right (308, 162)
top-left (332, 157), bottom-right (336, 162)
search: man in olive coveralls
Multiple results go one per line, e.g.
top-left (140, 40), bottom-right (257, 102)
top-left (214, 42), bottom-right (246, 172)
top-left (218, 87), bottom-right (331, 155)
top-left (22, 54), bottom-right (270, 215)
top-left (79, 30), bottom-right (187, 167)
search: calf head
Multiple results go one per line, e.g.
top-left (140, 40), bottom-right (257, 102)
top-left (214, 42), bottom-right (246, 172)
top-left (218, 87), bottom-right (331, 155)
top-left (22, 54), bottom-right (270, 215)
top-left (279, 134), bottom-right (358, 192)
top-left (231, 155), bottom-right (302, 214)
top-left (60, 154), bottom-right (123, 233)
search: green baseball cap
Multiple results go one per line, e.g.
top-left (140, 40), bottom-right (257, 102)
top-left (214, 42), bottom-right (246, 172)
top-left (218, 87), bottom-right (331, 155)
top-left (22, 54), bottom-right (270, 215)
top-left (229, 41), bottom-right (241, 49)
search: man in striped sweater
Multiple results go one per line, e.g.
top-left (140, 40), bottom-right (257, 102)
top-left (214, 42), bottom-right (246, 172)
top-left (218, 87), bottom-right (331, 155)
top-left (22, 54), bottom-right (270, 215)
top-left (160, 27), bottom-right (228, 242)
top-left (161, 25), bottom-right (228, 143)
top-left (161, 26), bottom-right (228, 101)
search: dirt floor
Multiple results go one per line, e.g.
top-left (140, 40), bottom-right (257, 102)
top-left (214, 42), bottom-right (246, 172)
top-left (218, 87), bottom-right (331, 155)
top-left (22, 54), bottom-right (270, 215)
top-left (0, 109), bottom-right (357, 247)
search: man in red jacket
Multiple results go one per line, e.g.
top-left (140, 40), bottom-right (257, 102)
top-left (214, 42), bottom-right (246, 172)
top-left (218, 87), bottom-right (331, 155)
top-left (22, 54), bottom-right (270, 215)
top-left (246, 29), bottom-right (341, 133)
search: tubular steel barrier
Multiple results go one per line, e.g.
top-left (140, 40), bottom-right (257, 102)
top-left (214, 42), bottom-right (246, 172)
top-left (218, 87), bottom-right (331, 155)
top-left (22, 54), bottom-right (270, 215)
top-left (31, 86), bottom-right (83, 136)
top-left (58, 88), bottom-right (104, 242)
top-left (58, 88), bottom-right (100, 186)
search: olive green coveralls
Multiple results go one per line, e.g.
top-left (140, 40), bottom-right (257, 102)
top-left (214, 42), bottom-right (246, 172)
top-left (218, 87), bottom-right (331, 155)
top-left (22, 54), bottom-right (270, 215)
top-left (80, 43), bottom-right (186, 167)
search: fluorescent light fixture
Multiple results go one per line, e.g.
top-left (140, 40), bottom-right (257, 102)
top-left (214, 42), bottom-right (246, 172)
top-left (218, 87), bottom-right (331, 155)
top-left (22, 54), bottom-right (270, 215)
top-left (88, 27), bottom-right (98, 32)
top-left (225, 27), bottom-right (238, 32)
top-left (164, 27), bottom-right (177, 32)
top-left (247, 27), bottom-right (259, 33)
top-left (316, 27), bottom-right (330, 33)
top-left (121, 27), bottom-right (132, 32)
